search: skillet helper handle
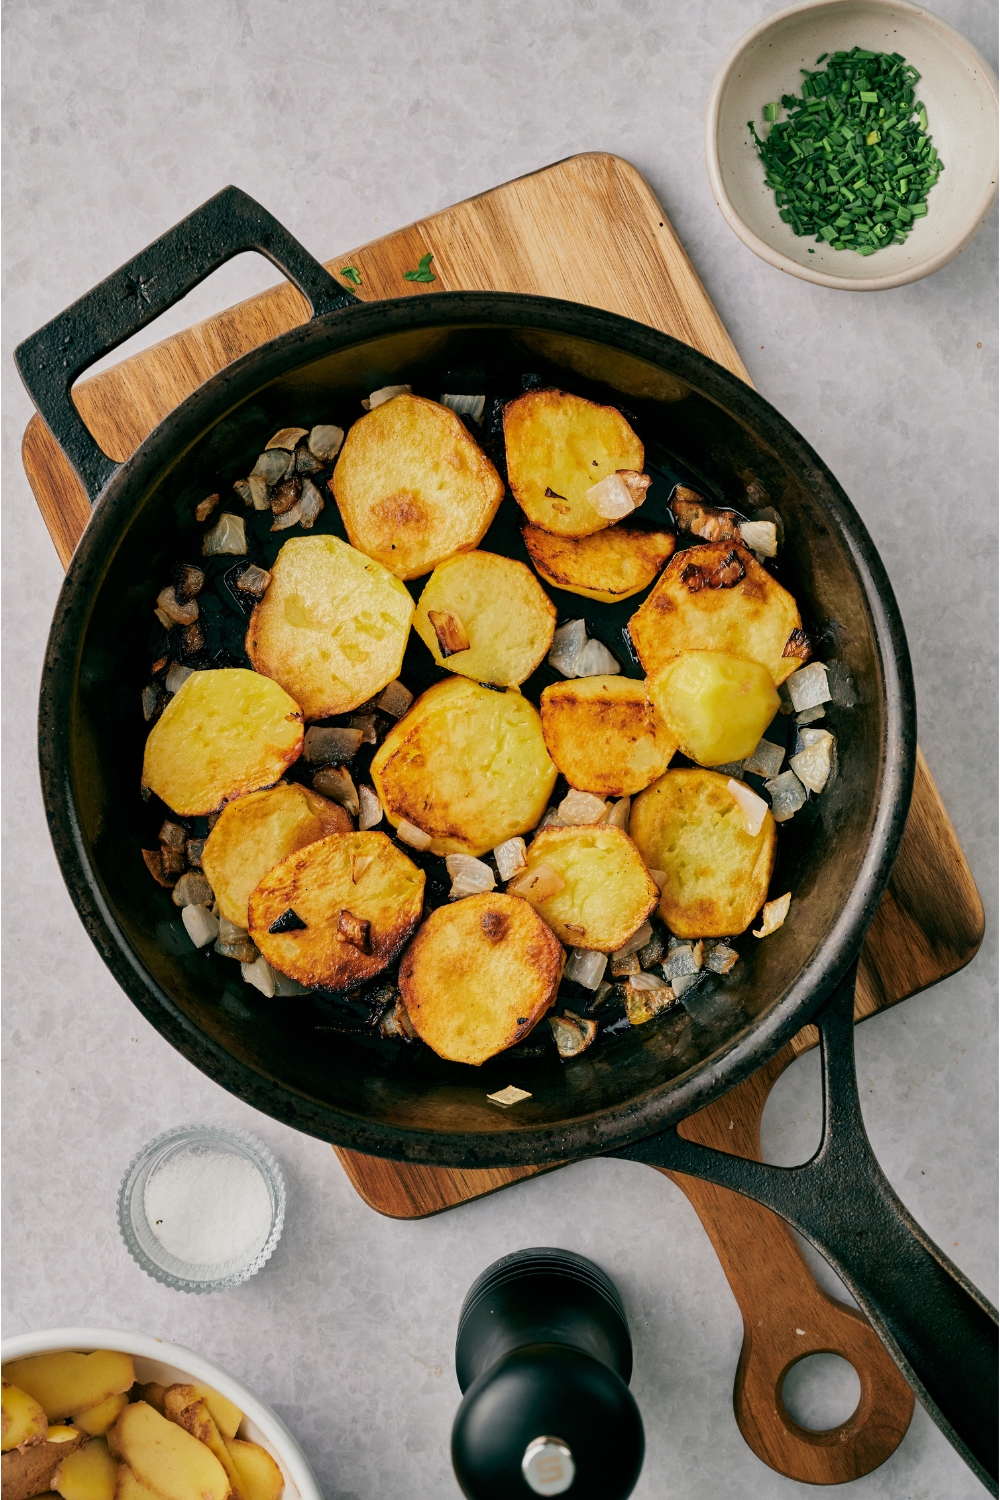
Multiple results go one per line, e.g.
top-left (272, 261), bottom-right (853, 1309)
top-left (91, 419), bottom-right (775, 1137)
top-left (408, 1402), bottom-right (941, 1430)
top-left (14, 184), bottom-right (357, 505)
top-left (616, 963), bottom-right (1000, 1495)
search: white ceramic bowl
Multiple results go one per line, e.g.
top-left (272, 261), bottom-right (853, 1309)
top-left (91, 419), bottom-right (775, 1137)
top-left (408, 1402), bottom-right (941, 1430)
top-left (0, 1327), bottom-right (322, 1500)
top-left (706, 0), bottom-right (998, 289)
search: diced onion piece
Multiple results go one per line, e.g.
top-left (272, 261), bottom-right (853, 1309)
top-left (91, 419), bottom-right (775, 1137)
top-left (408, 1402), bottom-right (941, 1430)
top-left (196, 493), bottom-right (220, 521)
top-left (172, 872), bottom-right (213, 908)
top-left (297, 478), bottom-right (325, 529)
top-left (349, 714), bottom-right (379, 744)
top-left (663, 943), bottom-right (698, 979)
top-left (313, 765), bottom-right (359, 817)
top-left (624, 981), bottom-right (673, 1025)
top-left (270, 499), bottom-right (304, 532)
top-left (739, 519), bottom-right (777, 557)
top-left (538, 807), bottom-right (565, 828)
top-left (786, 662), bottom-right (831, 713)
top-left (604, 796), bottom-right (631, 830)
top-left (765, 769), bottom-right (807, 823)
top-left (153, 607), bottom-right (173, 630)
top-left (358, 783), bottom-right (383, 830)
top-left (165, 663), bottom-right (194, 695)
top-left (242, 954), bottom-right (277, 996)
top-left (494, 836), bottom-right (527, 881)
top-left (790, 731), bottom-right (834, 793)
top-left (744, 737), bottom-right (785, 779)
top-left (308, 424), bottom-right (345, 461)
top-left (446, 854), bottom-right (496, 899)
top-left (629, 970), bottom-right (671, 991)
top-left (548, 619), bottom-right (587, 677)
top-left (587, 472), bottom-right (635, 520)
top-left (508, 862), bottom-right (565, 902)
top-left (440, 393), bottom-right (486, 422)
top-left (236, 564), bottom-right (272, 598)
top-left (376, 680), bottom-right (414, 717)
top-left (181, 903), bottom-right (220, 949)
top-left (428, 608), bottom-right (470, 657)
top-left (550, 1011), bottom-right (598, 1059)
top-left (612, 920), bottom-right (653, 962)
top-left (304, 726), bottom-right (364, 764)
top-left (705, 941), bottom-right (739, 975)
top-left (610, 951), bottom-right (640, 977)
top-left (754, 891), bottom-right (792, 939)
top-left (617, 470), bottom-right (652, 505)
top-left (572, 638), bottom-right (621, 678)
top-left (365, 384), bottom-right (412, 410)
top-left (557, 788), bottom-right (608, 825)
top-left (795, 704), bottom-right (826, 725)
top-left (727, 779), bottom-right (769, 837)
top-left (564, 948), bottom-right (608, 990)
top-left (252, 448), bottom-right (292, 483)
top-left (266, 426), bottom-right (309, 451)
top-left (233, 479), bottom-right (253, 507)
top-left (351, 854), bottom-right (374, 884)
top-left (156, 586), bottom-right (199, 626)
top-left (647, 868), bottom-right (668, 891)
top-left (202, 512), bottom-right (247, 556)
top-left (488, 1085), bottom-right (532, 1107)
top-left (219, 916), bottom-right (250, 945)
top-left (246, 474), bottom-right (271, 510)
top-left (396, 818), bottom-right (432, 851)
top-left (671, 971), bottom-right (701, 997)
top-left (273, 971), bottom-right (310, 996)
top-left (141, 684), bottom-right (162, 721)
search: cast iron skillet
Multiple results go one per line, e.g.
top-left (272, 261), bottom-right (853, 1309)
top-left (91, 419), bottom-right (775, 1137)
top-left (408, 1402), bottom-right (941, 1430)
top-left (17, 188), bottom-right (997, 1490)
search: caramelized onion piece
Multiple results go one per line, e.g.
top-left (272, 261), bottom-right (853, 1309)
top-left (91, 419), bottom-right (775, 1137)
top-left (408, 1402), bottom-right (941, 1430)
top-left (672, 487), bottom-right (741, 542)
top-left (428, 608), bottom-right (471, 657)
top-left (508, 861), bottom-right (565, 902)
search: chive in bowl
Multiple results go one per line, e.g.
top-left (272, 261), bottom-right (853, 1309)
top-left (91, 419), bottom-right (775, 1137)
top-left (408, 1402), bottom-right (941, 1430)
top-left (706, 0), bottom-right (998, 290)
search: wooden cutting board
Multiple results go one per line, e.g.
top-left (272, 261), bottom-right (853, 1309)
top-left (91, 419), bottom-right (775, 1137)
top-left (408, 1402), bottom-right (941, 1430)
top-left (21, 153), bottom-right (984, 1486)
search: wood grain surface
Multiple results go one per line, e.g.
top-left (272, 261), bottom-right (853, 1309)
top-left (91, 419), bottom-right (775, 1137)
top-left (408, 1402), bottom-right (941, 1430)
top-left (21, 152), bottom-right (983, 1486)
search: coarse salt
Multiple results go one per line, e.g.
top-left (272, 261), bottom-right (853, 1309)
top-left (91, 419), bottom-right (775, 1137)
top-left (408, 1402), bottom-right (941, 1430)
top-left (144, 1144), bottom-right (273, 1267)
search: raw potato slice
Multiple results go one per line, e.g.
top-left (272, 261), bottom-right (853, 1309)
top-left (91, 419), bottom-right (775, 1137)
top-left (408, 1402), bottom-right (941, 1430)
top-left (2, 1427), bottom-right (85, 1500)
top-left (224, 1439), bottom-right (284, 1500)
top-left (157, 1386), bottom-right (241, 1443)
top-left (246, 535), bottom-right (414, 719)
top-left (540, 676), bottom-right (677, 797)
top-left (370, 677), bottom-right (557, 856)
top-left (629, 541), bottom-right (803, 685)
top-left (202, 782), bottom-right (352, 926)
top-left (164, 1399), bottom-right (244, 1500)
top-left (75, 1394), bottom-right (129, 1437)
top-left (332, 393), bottom-right (504, 580)
top-left (52, 1435), bottom-right (118, 1500)
top-left (413, 551), bottom-right (556, 686)
top-left (1, 1381), bottom-right (48, 1450)
top-left (398, 893), bottom-right (564, 1065)
top-left (629, 768), bottom-right (776, 938)
top-left (142, 670), bottom-right (303, 817)
top-left (115, 1469), bottom-right (162, 1500)
top-left (112, 1403), bottom-right (228, 1500)
top-left (512, 826), bottom-right (659, 951)
top-left (249, 831), bottom-right (425, 990)
top-left (522, 523), bottom-right (675, 603)
top-left (646, 651), bottom-right (780, 767)
top-left (503, 389), bottom-right (645, 538)
top-left (3, 1353), bottom-right (136, 1423)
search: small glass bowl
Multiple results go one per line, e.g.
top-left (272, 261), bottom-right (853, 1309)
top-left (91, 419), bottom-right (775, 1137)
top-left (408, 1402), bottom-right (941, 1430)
top-left (118, 1124), bottom-right (285, 1293)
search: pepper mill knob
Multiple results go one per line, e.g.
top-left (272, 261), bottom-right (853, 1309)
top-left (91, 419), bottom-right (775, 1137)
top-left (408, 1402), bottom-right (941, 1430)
top-left (451, 1248), bottom-right (644, 1500)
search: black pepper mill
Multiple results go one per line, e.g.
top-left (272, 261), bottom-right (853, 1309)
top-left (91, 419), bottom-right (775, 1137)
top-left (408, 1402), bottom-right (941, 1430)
top-left (451, 1248), bottom-right (644, 1499)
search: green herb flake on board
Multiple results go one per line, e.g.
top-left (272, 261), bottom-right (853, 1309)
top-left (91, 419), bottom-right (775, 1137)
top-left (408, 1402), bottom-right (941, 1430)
top-left (339, 266), bottom-right (362, 286)
top-left (748, 46), bottom-right (944, 257)
top-left (403, 252), bottom-right (437, 283)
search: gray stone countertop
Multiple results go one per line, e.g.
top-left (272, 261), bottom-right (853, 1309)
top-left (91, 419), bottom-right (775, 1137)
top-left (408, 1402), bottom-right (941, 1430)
top-left (2, 2), bottom-right (996, 1496)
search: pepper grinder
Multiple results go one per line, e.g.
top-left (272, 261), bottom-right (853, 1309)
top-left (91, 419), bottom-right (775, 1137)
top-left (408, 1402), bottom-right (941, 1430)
top-left (451, 1248), bottom-right (644, 1499)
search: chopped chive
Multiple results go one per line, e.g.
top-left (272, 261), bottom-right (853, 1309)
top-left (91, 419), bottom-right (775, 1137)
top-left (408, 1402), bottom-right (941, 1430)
top-left (764, 102), bottom-right (781, 122)
top-left (859, 91), bottom-right (879, 102)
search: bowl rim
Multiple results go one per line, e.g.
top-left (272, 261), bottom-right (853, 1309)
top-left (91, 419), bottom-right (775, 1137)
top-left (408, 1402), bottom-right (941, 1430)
top-left (0, 1325), bottom-right (323, 1499)
top-left (704, 0), bottom-right (1000, 291)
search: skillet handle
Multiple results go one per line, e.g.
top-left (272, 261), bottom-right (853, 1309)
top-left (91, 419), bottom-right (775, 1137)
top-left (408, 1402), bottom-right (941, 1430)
top-left (13, 184), bottom-right (357, 504)
top-left (615, 963), bottom-right (999, 1494)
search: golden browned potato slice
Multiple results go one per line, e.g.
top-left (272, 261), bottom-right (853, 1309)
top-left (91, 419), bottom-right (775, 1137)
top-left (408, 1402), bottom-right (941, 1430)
top-left (504, 389), bottom-right (644, 538)
top-left (2, 1426), bottom-right (85, 1500)
top-left (246, 535), bottom-right (414, 720)
top-left (3, 1354), bottom-right (136, 1424)
top-left (141, 670), bottom-right (303, 818)
top-left (512, 826), bottom-right (659, 951)
top-left (52, 1435), bottom-right (118, 1500)
top-left (413, 551), bottom-right (556, 686)
top-left (399, 892), bottom-right (564, 1065)
top-left (630, 768), bottom-right (776, 938)
top-left (112, 1403), bottom-right (228, 1500)
top-left (249, 831), bottom-right (425, 990)
top-left (647, 651), bottom-right (780, 766)
top-left (1, 1381), bottom-right (48, 1450)
top-left (331, 394), bottom-right (504, 580)
top-left (629, 541), bottom-right (803, 686)
top-left (224, 1438), bottom-right (284, 1500)
top-left (370, 677), bottom-right (557, 856)
top-left (522, 523), bottom-right (675, 603)
top-left (540, 676), bottom-right (677, 797)
top-left (202, 782), bottom-right (351, 927)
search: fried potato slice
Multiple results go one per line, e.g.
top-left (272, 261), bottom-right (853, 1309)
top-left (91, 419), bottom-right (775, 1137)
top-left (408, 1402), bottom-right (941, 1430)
top-left (629, 541), bottom-right (803, 686)
top-left (504, 389), bottom-right (645, 538)
top-left (370, 677), bottom-right (557, 856)
top-left (629, 768), bottom-right (776, 938)
top-left (202, 782), bottom-right (351, 926)
top-left (647, 651), bottom-right (780, 766)
top-left (248, 831), bottom-right (425, 990)
top-left (399, 892), bottom-right (564, 1065)
top-left (413, 551), bottom-right (556, 686)
top-left (522, 523), bottom-right (675, 602)
top-left (512, 825), bottom-right (659, 951)
top-left (540, 676), bottom-right (677, 797)
top-left (246, 535), bottom-right (413, 720)
top-left (112, 1403), bottom-right (228, 1500)
top-left (3, 1353), bottom-right (135, 1424)
top-left (142, 669), bottom-right (303, 817)
top-left (331, 394), bottom-right (504, 580)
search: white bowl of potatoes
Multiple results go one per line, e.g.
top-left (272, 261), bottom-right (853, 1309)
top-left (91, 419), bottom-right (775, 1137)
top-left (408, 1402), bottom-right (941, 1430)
top-left (0, 1329), bottom-right (322, 1500)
